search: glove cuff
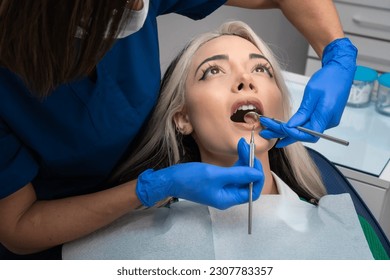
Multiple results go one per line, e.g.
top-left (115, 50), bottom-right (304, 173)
top-left (322, 38), bottom-right (358, 71)
top-left (136, 169), bottom-right (160, 207)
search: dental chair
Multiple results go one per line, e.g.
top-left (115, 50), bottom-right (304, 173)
top-left (0, 244), bottom-right (61, 260)
top-left (306, 146), bottom-right (390, 256)
top-left (1, 148), bottom-right (389, 259)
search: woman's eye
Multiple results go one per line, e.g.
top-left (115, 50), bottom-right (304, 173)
top-left (199, 66), bottom-right (223, 80)
top-left (253, 64), bottom-right (273, 78)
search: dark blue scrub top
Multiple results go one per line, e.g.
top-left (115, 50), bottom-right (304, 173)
top-left (0, 0), bottom-right (226, 200)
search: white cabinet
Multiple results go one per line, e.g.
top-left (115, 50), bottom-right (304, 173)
top-left (337, 166), bottom-right (390, 222)
top-left (305, 0), bottom-right (390, 76)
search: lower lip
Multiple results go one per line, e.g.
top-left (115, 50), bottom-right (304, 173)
top-left (231, 121), bottom-right (262, 131)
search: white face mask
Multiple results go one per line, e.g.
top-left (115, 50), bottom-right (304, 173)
top-left (75, 0), bottom-right (149, 39)
top-left (116, 0), bottom-right (149, 38)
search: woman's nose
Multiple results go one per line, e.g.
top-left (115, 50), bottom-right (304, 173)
top-left (232, 73), bottom-right (257, 93)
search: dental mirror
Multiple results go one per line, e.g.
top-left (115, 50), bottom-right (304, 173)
top-left (243, 111), bottom-right (260, 125)
top-left (244, 111), bottom-right (349, 146)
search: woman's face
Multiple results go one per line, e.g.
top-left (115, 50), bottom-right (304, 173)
top-left (178, 35), bottom-right (283, 166)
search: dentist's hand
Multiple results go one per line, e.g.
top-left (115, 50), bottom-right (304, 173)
top-left (136, 138), bottom-right (264, 210)
top-left (260, 38), bottom-right (357, 148)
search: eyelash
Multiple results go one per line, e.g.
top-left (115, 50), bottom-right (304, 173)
top-left (253, 63), bottom-right (273, 78)
top-left (199, 64), bottom-right (222, 81)
top-left (199, 62), bottom-right (274, 81)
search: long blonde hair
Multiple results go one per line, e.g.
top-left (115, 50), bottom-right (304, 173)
top-left (114, 21), bottom-right (326, 200)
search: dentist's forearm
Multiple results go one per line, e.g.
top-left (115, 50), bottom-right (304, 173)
top-left (0, 181), bottom-right (140, 254)
top-left (226, 0), bottom-right (345, 57)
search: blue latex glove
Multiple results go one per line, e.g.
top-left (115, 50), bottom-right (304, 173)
top-left (260, 38), bottom-right (358, 148)
top-left (136, 138), bottom-right (264, 210)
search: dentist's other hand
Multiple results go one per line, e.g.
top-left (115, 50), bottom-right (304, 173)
top-left (260, 38), bottom-right (357, 148)
top-left (136, 138), bottom-right (264, 210)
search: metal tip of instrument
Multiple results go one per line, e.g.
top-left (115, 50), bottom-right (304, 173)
top-left (244, 112), bottom-right (261, 125)
top-left (248, 126), bottom-right (255, 235)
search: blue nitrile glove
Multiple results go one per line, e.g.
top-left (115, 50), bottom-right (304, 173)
top-left (136, 138), bottom-right (264, 210)
top-left (260, 38), bottom-right (357, 148)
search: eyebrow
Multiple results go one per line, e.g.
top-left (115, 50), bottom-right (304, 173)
top-left (249, 53), bottom-right (272, 65)
top-left (195, 54), bottom-right (228, 76)
top-left (194, 53), bottom-right (272, 77)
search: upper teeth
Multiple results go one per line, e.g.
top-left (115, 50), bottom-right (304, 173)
top-left (235, 104), bottom-right (257, 113)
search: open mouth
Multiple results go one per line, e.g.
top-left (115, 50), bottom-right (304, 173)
top-left (230, 104), bottom-right (262, 123)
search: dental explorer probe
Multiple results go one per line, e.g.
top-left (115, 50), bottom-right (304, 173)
top-left (244, 112), bottom-right (349, 146)
top-left (248, 126), bottom-right (255, 235)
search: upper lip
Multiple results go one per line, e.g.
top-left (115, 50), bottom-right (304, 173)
top-left (230, 98), bottom-right (264, 117)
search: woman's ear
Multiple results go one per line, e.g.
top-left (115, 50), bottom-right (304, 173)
top-left (173, 110), bottom-right (193, 135)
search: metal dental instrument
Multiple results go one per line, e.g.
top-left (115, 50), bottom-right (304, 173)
top-left (244, 112), bottom-right (349, 146)
top-left (248, 126), bottom-right (255, 235)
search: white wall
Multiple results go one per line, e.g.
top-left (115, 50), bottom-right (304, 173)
top-left (157, 6), bottom-right (309, 74)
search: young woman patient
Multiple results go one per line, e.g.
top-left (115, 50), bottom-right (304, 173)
top-left (63, 21), bottom-right (388, 260)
